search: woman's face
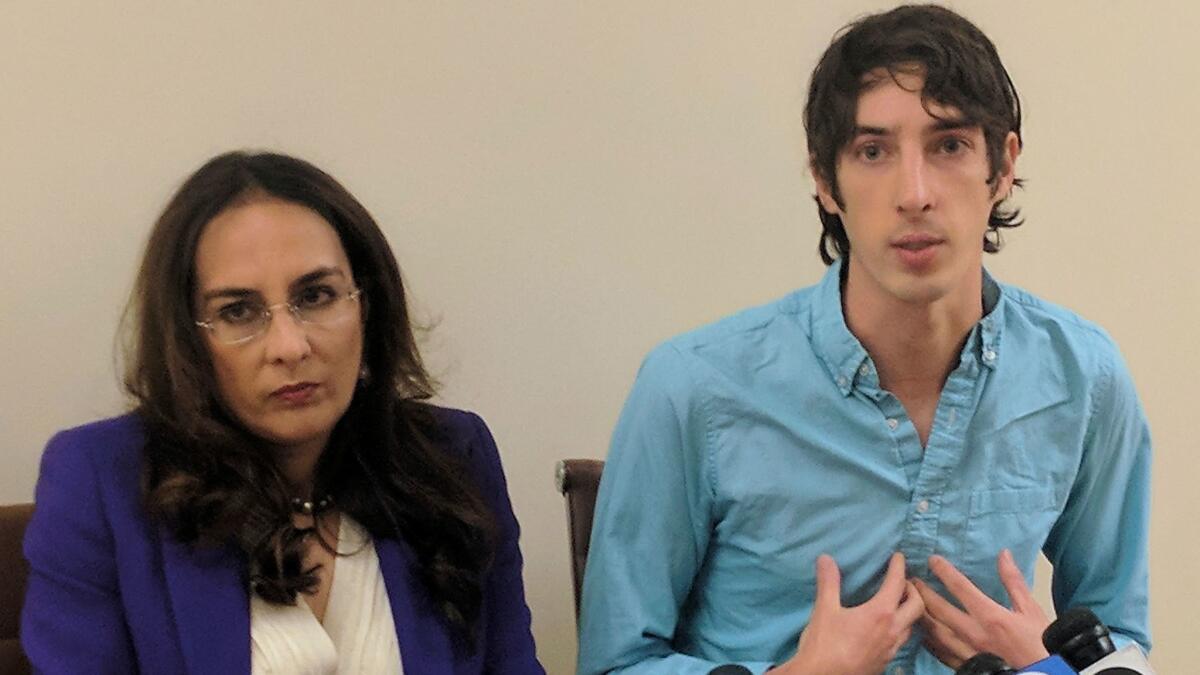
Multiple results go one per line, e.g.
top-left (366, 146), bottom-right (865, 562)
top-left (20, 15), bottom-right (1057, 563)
top-left (193, 198), bottom-right (364, 459)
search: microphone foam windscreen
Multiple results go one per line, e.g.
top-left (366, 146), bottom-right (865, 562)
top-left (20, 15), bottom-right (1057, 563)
top-left (1042, 607), bottom-right (1106, 653)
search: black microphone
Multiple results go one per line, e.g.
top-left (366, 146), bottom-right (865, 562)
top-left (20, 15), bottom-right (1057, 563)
top-left (1043, 607), bottom-right (1115, 670)
top-left (956, 652), bottom-right (1016, 675)
top-left (1041, 607), bottom-right (1154, 674)
top-left (707, 666), bottom-right (752, 675)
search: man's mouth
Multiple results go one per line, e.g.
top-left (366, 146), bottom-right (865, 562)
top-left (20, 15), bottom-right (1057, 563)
top-left (891, 234), bottom-right (944, 269)
top-left (891, 233), bottom-right (944, 250)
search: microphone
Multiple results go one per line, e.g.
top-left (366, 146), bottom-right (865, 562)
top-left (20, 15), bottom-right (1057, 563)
top-left (707, 666), bottom-right (751, 675)
top-left (1016, 655), bottom-right (1078, 674)
top-left (955, 652), bottom-right (1076, 675)
top-left (1041, 607), bottom-right (1155, 674)
top-left (957, 652), bottom-right (1015, 674)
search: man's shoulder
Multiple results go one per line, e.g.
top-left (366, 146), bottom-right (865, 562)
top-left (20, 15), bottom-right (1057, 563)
top-left (998, 281), bottom-right (1119, 353)
top-left (660, 287), bottom-right (813, 357)
top-left (995, 282), bottom-right (1132, 399)
top-left (634, 287), bottom-right (816, 395)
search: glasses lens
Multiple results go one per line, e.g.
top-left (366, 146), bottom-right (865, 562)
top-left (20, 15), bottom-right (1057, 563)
top-left (204, 290), bottom-right (359, 344)
top-left (294, 290), bottom-right (357, 326)
top-left (215, 312), bottom-right (267, 343)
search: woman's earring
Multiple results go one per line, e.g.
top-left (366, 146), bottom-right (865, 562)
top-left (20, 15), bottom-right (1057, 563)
top-left (358, 363), bottom-right (370, 385)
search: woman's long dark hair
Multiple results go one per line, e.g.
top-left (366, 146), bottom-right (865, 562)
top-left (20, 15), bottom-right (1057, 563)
top-left (124, 151), bottom-right (496, 641)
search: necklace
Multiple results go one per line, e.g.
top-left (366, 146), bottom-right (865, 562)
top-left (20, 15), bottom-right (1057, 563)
top-left (289, 494), bottom-right (334, 517)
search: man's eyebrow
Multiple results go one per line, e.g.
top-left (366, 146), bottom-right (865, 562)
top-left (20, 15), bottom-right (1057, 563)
top-left (199, 267), bottom-right (347, 303)
top-left (851, 125), bottom-right (891, 137)
top-left (930, 117), bottom-right (976, 132)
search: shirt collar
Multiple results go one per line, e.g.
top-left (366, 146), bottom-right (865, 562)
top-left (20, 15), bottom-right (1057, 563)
top-left (809, 258), bottom-right (1007, 397)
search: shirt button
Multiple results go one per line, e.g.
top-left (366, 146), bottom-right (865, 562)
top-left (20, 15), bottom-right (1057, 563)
top-left (837, 376), bottom-right (848, 388)
top-left (916, 500), bottom-right (929, 513)
top-left (859, 363), bottom-right (871, 376)
top-left (983, 349), bottom-right (997, 362)
top-left (886, 418), bottom-right (899, 430)
top-left (894, 668), bottom-right (906, 675)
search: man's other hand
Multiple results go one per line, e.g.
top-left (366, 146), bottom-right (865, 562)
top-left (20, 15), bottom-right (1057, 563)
top-left (914, 549), bottom-right (1051, 670)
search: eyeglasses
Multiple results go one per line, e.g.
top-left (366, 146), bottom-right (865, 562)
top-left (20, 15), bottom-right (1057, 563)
top-left (195, 287), bottom-right (363, 345)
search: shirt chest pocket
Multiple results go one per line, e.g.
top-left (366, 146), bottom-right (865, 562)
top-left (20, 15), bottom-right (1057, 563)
top-left (959, 486), bottom-right (1062, 582)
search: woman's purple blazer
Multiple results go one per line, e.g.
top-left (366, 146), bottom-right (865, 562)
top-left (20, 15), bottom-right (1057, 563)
top-left (21, 408), bottom-right (545, 674)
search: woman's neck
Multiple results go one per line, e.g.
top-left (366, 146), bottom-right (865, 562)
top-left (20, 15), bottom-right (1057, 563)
top-left (273, 436), bottom-right (327, 498)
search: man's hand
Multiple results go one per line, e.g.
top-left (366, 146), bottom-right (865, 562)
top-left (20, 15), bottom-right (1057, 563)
top-left (914, 549), bottom-right (1051, 670)
top-left (769, 552), bottom-right (924, 675)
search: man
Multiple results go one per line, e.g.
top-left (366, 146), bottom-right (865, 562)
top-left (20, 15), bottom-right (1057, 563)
top-left (577, 5), bottom-right (1151, 675)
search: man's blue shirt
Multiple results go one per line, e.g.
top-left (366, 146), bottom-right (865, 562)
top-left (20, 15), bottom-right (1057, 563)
top-left (577, 260), bottom-right (1151, 675)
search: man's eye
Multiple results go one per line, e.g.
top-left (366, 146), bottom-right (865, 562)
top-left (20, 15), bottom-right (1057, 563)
top-left (857, 144), bottom-right (884, 162)
top-left (217, 302), bottom-right (261, 325)
top-left (295, 286), bottom-right (337, 309)
top-left (938, 137), bottom-right (967, 154)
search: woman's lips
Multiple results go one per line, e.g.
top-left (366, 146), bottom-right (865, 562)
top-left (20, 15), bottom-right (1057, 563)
top-left (272, 382), bottom-right (319, 405)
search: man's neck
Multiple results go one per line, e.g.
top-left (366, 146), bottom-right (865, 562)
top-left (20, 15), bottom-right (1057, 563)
top-left (842, 267), bottom-right (982, 393)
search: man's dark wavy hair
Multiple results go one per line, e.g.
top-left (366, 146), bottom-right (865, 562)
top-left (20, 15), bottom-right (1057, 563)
top-left (123, 150), bottom-right (496, 645)
top-left (803, 4), bottom-right (1024, 265)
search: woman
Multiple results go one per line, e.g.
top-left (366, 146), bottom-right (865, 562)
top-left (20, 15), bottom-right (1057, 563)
top-left (21, 151), bottom-right (545, 674)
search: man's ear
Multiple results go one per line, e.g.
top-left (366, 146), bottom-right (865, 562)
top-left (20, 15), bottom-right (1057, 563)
top-left (811, 160), bottom-right (842, 215)
top-left (993, 131), bottom-right (1021, 202)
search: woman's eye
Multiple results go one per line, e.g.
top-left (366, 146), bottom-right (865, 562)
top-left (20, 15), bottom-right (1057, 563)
top-left (217, 302), bottom-right (260, 325)
top-left (295, 286), bottom-right (337, 308)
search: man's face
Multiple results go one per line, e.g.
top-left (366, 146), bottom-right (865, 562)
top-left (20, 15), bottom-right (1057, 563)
top-left (814, 69), bottom-right (1019, 310)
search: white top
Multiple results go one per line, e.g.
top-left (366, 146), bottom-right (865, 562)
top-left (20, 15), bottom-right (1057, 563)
top-left (250, 516), bottom-right (403, 674)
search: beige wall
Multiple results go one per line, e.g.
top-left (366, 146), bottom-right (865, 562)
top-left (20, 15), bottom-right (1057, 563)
top-left (2, 2), bottom-right (1196, 672)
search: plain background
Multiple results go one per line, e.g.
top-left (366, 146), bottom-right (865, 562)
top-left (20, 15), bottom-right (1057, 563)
top-left (2, 2), bottom-right (1196, 672)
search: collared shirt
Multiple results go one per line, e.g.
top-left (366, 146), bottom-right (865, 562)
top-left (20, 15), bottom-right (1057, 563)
top-left (577, 259), bottom-right (1151, 675)
top-left (250, 516), bottom-right (402, 674)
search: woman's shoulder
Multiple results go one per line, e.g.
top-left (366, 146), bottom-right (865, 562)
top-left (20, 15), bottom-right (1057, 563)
top-left (424, 404), bottom-right (486, 440)
top-left (416, 404), bottom-right (506, 476)
top-left (42, 412), bottom-right (146, 477)
top-left (31, 413), bottom-right (152, 556)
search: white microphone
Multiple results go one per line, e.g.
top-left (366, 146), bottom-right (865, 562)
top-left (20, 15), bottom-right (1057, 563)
top-left (1041, 607), bottom-right (1154, 674)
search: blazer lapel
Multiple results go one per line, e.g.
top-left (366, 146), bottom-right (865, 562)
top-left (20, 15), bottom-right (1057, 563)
top-left (160, 530), bottom-right (251, 674)
top-left (376, 537), bottom-right (455, 673)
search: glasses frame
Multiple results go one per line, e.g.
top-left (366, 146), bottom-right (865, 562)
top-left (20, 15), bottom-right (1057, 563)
top-left (195, 288), bottom-right (363, 346)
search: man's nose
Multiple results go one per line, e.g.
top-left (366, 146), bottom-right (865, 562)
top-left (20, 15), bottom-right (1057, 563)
top-left (895, 152), bottom-right (933, 215)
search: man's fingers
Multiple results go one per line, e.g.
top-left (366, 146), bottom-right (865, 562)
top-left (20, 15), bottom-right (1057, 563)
top-left (920, 611), bottom-right (976, 668)
top-left (928, 555), bottom-right (993, 615)
top-left (872, 552), bottom-right (907, 606)
top-left (894, 580), bottom-right (926, 629)
top-left (814, 553), bottom-right (842, 611)
top-left (913, 578), bottom-right (975, 639)
top-left (921, 636), bottom-right (968, 672)
top-left (996, 549), bottom-right (1035, 612)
